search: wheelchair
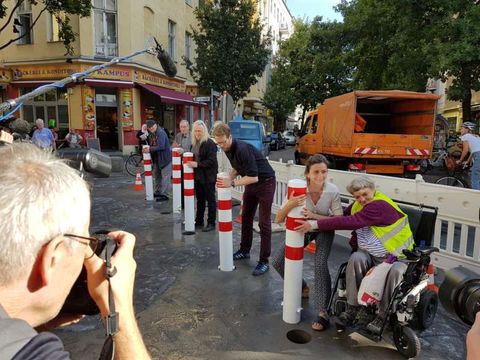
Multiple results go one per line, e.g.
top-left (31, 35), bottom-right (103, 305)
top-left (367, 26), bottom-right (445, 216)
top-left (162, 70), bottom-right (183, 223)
top-left (328, 201), bottom-right (439, 359)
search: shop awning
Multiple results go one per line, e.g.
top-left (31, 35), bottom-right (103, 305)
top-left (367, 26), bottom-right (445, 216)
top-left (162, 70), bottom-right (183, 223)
top-left (137, 83), bottom-right (204, 106)
top-left (84, 79), bottom-right (134, 88)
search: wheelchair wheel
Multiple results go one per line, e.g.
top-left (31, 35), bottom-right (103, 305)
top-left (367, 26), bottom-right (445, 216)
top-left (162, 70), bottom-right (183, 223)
top-left (393, 325), bottom-right (420, 359)
top-left (415, 289), bottom-right (438, 330)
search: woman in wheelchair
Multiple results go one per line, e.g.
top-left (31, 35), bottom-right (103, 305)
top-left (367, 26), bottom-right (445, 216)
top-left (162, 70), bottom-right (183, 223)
top-left (294, 176), bottom-right (414, 335)
top-left (271, 154), bottom-right (343, 331)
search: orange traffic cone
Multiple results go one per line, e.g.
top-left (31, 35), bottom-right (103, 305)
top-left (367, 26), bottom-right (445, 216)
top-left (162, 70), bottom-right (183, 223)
top-left (305, 240), bottom-right (316, 254)
top-left (235, 196), bottom-right (244, 223)
top-left (426, 263), bottom-right (438, 293)
top-left (134, 170), bottom-right (144, 191)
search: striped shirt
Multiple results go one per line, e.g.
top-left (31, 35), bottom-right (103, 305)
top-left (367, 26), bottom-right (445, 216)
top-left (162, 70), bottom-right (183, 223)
top-left (356, 226), bottom-right (387, 258)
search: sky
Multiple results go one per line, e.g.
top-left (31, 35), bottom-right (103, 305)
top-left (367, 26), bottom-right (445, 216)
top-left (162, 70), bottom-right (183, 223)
top-left (287, 0), bottom-right (343, 22)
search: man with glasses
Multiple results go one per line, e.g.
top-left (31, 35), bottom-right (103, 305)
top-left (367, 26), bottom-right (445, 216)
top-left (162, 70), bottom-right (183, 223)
top-left (213, 123), bottom-right (276, 276)
top-left (0, 143), bottom-right (150, 359)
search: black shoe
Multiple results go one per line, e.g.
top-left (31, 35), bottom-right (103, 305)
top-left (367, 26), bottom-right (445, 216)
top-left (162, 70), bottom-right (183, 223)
top-left (202, 224), bottom-right (215, 232)
top-left (154, 192), bottom-right (162, 198)
top-left (252, 262), bottom-right (269, 276)
top-left (233, 250), bottom-right (250, 260)
top-left (156, 195), bottom-right (168, 202)
top-left (195, 223), bottom-right (204, 229)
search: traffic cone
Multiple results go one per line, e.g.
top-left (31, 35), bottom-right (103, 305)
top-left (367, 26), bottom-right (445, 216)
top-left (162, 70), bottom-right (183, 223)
top-left (235, 196), bottom-right (244, 223)
top-left (305, 240), bottom-right (316, 254)
top-left (134, 170), bottom-right (144, 191)
top-left (426, 263), bottom-right (438, 293)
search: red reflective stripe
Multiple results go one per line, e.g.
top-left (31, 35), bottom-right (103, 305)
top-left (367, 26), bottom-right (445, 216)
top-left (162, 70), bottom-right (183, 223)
top-left (145, 171), bottom-right (152, 176)
top-left (172, 178), bottom-right (182, 184)
top-left (172, 164), bottom-right (182, 171)
top-left (288, 186), bottom-right (306, 199)
top-left (286, 216), bottom-right (303, 231)
top-left (184, 188), bottom-right (195, 196)
top-left (172, 151), bottom-right (181, 157)
top-left (144, 159), bottom-right (151, 165)
top-left (183, 156), bottom-right (194, 162)
top-left (218, 199), bottom-right (232, 210)
top-left (285, 245), bottom-right (304, 260)
top-left (184, 173), bottom-right (194, 180)
top-left (218, 222), bottom-right (232, 232)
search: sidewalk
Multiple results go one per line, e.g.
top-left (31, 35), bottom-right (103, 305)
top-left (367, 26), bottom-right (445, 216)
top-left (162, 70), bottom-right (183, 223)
top-left (56, 173), bottom-right (469, 360)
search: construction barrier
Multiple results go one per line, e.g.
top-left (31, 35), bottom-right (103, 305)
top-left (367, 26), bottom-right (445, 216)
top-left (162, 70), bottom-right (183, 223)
top-left (427, 263), bottom-right (439, 293)
top-left (134, 169), bottom-right (144, 191)
top-left (217, 172), bottom-right (235, 271)
top-left (183, 152), bottom-right (195, 234)
top-left (172, 148), bottom-right (182, 214)
top-left (142, 145), bottom-right (154, 201)
top-left (283, 179), bottom-right (307, 324)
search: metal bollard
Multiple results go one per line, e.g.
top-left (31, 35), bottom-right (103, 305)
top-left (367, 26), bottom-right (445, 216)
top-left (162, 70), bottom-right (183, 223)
top-left (142, 145), bottom-right (154, 201)
top-left (172, 148), bottom-right (182, 213)
top-left (283, 179), bottom-right (307, 324)
top-left (217, 172), bottom-right (235, 271)
top-left (183, 152), bottom-right (195, 234)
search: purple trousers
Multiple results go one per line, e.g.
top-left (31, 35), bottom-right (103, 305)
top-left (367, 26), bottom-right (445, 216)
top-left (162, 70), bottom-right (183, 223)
top-left (240, 177), bottom-right (276, 263)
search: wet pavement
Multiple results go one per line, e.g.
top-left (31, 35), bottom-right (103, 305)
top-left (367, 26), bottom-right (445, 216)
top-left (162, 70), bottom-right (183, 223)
top-left (56, 172), bottom-right (470, 359)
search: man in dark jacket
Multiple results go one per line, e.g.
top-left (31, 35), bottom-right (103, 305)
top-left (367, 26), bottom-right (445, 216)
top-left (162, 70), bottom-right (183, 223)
top-left (144, 120), bottom-right (172, 201)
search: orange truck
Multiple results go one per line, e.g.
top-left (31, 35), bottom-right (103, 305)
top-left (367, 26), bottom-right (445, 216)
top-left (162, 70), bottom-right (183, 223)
top-left (295, 90), bottom-right (440, 175)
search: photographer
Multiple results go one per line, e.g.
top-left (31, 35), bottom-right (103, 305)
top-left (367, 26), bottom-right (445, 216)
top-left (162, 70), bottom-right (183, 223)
top-left (0, 143), bottom-right (149, 359)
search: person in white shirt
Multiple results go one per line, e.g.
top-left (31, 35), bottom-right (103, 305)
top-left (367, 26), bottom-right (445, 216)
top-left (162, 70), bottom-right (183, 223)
top-left (457, 122), bottom-right (480, 190)
top-left (65, 129), bottom-right (83, 148)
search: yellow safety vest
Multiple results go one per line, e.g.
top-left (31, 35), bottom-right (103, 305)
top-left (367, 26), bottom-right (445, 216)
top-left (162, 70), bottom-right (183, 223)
top-left (351, 191), bottom-right (414, 257)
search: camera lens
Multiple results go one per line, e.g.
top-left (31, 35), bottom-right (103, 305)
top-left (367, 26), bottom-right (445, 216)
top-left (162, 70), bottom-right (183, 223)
top-left (439, 267), bottom-right (480, 326)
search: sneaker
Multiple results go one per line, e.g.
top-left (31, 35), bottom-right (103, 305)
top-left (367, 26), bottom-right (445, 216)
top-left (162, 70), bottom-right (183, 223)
top-left (366, 316), bottom-right (384, 335)
top-left (233, 250), bottom-right (250, 260)
top-left (195, 223), bottom-right (204, 229)
top-left (156, 195), bottom-right (168, 202)
top-left (202, 224), bottom-right (215, 232)
top-left (154, 192), bottom-right (162, 198)
top-left (252, 262), bottom-right (269, 276)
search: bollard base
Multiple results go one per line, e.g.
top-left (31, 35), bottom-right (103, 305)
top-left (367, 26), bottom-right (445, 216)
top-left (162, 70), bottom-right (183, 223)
top-left (182, 230), bottom-right (195, 235)
top-left (218, 265), bottom-right (236, 271)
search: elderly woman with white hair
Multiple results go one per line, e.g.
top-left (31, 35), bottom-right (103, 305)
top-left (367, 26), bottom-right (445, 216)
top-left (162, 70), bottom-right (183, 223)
top-left (185, 120), bottom-right (218, 232)
top-left (295, 176), bottom-right (414, 334)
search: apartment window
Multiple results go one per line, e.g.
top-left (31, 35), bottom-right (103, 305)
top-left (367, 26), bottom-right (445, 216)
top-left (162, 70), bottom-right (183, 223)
top-left (48, 12), bottom-right (65, 42)
top-left (185, 32), bottom-right (192, 62)
top-left (168, 20), bottom-right (176, 59)
top-left (94, 0), bottom-right (118, 57)
top-left (17, 1), bottom-right (33, 45)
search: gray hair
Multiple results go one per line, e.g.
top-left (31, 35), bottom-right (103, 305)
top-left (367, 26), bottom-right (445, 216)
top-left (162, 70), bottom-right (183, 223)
top-left (0, 143), bottom-right (91, 286)
top-left (35, 118), bottom-right (44, 126)
top-left (346, 176), bottom-right (376, 194)
top-left (191, 120), bottom-right (210, 146)
top-left (179, 119), bottom-right (189, 128)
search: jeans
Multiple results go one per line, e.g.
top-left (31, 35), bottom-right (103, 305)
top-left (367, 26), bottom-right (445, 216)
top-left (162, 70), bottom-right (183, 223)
top-left (240, 177), bottom-right (276, 263)
top-left (471, 152), bottom-right (480, 190)
top-left (153, 162), bottom-right (172, 196)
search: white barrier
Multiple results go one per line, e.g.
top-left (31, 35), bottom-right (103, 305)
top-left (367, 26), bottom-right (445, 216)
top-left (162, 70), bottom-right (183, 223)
top-left (142, 145), bottom-right (154, 201)
top-left (232, 160), bottom-right (480, 273)
top-left (183, 152), bottom-right (195, 234)
top-left (172, 148), bottom-right (182, 214)
top-left (217, 172), bottom-right (235, 272)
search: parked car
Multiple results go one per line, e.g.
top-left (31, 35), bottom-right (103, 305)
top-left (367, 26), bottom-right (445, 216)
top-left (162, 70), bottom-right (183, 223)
top-left (229, 116), bottom-right (270, 157)
top-left (283, 130), bottom-right (296, 146)
top-left (269, 132), bottom-right (286, 151)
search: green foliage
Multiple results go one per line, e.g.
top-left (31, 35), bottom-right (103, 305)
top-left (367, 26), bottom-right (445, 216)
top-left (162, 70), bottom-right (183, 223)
top-left (0, 0), bottom-right (92, 55)
top-left (186, 0), bottom-right (271, 103)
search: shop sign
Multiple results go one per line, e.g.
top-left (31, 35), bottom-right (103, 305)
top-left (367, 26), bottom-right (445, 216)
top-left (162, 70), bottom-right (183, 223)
top-left (86, 65), bottom-right (132, 81)
top-left (0, 68), bottom-right (12, 83)
top-left (82, 87), bottom-right (96, 130)
top-left (120, 88), bottom-right (134, 130)
top-left (11, 64), bottom-right (77, 80)
top-left (135, 70), bottom-right (185, 92)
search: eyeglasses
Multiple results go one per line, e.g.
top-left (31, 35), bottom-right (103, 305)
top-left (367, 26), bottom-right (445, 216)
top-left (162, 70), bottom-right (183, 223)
top-left (63, 233), bottom-right (99, 254)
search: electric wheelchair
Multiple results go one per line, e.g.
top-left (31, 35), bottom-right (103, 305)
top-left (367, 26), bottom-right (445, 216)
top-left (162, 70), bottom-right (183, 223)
top-left (328, 201), bottom-right (439, 359)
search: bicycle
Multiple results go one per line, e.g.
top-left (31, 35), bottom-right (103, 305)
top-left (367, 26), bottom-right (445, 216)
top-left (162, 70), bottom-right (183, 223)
top-left (419, 147), bottom-right (462, 174)
top-left (125, 147), bottom-right (144, 176)
top-left (435, 162), bottom-right (471, 188)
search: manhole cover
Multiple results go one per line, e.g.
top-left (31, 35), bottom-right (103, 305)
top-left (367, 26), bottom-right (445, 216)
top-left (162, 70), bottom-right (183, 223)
top-left (286, 329), bottom-right (312, 344)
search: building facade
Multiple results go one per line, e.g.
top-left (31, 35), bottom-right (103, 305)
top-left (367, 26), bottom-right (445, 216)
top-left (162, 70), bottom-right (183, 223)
top-left (0, 0), bottom-right (206, 154)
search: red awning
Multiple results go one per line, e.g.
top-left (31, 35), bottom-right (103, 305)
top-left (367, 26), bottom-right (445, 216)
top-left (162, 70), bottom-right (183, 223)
top-left (137, 83), bottom-right (204, 106)
top-left (84, 79), bottom-right (134, 88)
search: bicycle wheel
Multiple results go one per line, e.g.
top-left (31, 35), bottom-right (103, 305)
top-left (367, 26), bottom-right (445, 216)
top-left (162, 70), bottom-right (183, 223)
top-left (125, 154), bottom-right (144, 176)
top-left (435, 176), bottom-right (465, 188)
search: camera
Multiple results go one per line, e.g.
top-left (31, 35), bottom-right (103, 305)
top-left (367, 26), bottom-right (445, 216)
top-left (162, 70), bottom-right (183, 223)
top-left (439, 266), bottom-right (480, 326)
top-left (60, 231), bottom-right (118, 315)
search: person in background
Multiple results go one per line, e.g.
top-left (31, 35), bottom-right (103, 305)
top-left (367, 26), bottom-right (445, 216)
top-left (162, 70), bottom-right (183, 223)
top-left (49, 126), bottom-right (58, 142)
top-left (173, 120), bottom-right (192, 154)
top-left (457, 121), bottom-right (480, 190)
top-left (144, 120), bottom-right (172, 202)
top-left (136, 124), bottom-right (149, 149)
top-left (294, 176), bottom-right (414, 334)
top-left (32, 119), bottom-right (55, 151)
top-left (271, 154), bottom-right (343, 331)
top-left (213, 123), bottom-right (275, 276)
top-left (65, 129), bottom-right (83, 148)
top-left (185, 120), bottom-right (218, 232)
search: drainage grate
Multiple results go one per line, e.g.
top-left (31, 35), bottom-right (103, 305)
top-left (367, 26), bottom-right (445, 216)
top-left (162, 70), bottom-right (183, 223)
top-left (286, 329), bottom-right (312, 344)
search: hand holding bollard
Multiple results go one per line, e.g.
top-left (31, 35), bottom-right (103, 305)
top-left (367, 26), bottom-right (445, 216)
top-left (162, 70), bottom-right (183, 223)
top-left (217, 172), bottom-right (235, 271)
top-left (183, 152), bottom-right (195, 235)
top-left (283, 179), bottom-right (307, 324)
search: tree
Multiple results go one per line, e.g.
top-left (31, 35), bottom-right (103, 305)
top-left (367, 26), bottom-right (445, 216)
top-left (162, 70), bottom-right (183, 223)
top-left (0, 0), bottom-right (92, 55)
top-left (185, 0), bottom-right (271, 103)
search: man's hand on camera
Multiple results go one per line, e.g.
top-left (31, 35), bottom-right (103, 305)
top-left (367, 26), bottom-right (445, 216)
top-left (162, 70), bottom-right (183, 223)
top-left (467, 312), bottom-right (480, 360)
top-left (35, 314), bottom-right (85, 332)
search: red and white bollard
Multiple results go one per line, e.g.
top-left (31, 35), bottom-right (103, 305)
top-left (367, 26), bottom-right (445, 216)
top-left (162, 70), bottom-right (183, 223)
top-left (183, 152), bottom-right (195, 234)
top-left (172, 148), bottom-right (182, 213)
top-left (283, 179), bottom-right (307, 324)
top-left (142, 145), bottom-right (154, 201)
top-left (217, 172), bottom-right (235, 271)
